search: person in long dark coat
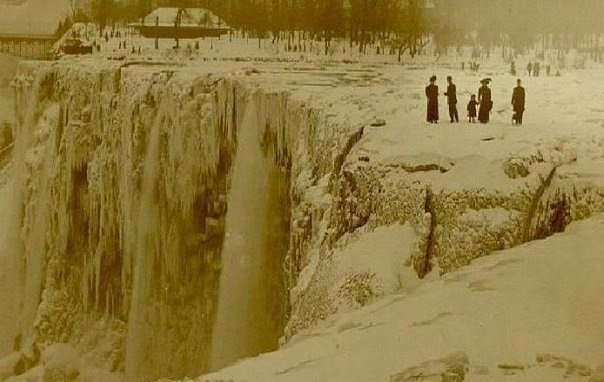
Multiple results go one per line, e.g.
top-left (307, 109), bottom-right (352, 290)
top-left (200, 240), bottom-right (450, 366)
top-left (478, 79), bottom-right (492, 124)
top-left (444, 75), bottom-right (459, 123)
top-left (511, 79), bottom-right (526, 125)
top-left (425, 75), bottom-right (439, 124)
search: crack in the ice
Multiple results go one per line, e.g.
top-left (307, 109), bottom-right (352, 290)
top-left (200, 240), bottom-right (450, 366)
top-left (333, 125), bottom-right (365, 175)
top-left (118, 61), bottom-right (183, 69)
top-left (0, 143), bottom-right (13, 167)
top-left (400, 163), bottom-right (450, 174)
top-left (419, 187), bottom-right (437, 279)
top-left (275, 358), bottom-right (316, 375)
top-left (522, 165), bottom-right (558, 242)
top-left (411, 312), bottom-right (453, 327)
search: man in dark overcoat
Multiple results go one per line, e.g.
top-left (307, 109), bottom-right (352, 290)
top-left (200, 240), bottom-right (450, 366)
top-left (512, 79), bottom-right (526, 125)
top-left (426, 75), bottom-right (439, 124)
top-left (444, 76), bottom-right (459, 123)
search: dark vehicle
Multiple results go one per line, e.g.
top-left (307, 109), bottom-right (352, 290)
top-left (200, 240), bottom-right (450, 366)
top-left (61, 39), bottom-right (93, 55)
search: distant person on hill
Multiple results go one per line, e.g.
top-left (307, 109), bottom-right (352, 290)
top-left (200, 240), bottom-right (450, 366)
top-left (425, 75), bottom-right (439, 124)
top-left (444, 76), bottom-right (459, 123)
top-left (478, 78), bottom-right (492, 124)
top-left (527, 61), bottom-right (533, 77)
top-left (511, 79), bottom-right (526, 125)
top-left (467, 94), bottom-right (478, 123)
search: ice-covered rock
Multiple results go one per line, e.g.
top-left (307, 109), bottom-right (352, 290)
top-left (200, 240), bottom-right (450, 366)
top-left (389, 351), bottom-right (469, 381)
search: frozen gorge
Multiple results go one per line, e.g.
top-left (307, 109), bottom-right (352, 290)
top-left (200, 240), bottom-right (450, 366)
top-left (0, 55), bottom-right (604, 381)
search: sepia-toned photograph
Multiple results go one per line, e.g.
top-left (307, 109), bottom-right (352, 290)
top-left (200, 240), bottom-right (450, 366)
top-left (0, 0), bottom-right (603, 381)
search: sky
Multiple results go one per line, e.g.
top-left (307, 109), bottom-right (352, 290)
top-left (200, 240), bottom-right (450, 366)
top-left (0, 0), bottom-right (71, 35)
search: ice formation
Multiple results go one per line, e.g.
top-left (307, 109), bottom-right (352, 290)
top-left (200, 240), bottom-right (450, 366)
top-left (0, 57), bottom-right (603, 381)
top-left (1, 60), bottom-right (318, 380)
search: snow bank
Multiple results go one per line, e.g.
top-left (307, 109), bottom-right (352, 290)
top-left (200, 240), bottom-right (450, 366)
top-left (199, 214), bottom-right (604, 382)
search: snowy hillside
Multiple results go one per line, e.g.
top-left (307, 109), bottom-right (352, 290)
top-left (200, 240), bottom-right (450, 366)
top-left (199, 215), bottom-right (604, 382)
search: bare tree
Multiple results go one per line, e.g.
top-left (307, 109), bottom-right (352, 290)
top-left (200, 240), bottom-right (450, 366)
top-left (172, 0), bottom-right (196, 48)
top-left (316, 0), bottom-right (344, 55)
top-left (69, 0), bottom-right (78, 23)
top-left (91, 0), bottom-right (115, 36)
top-left (394, 0), bottom-right (426, 60)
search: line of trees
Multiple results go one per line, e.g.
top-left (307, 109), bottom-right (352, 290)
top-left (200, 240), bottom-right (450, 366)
top-left (72, 0), bottom-right (604, 61)
top-left (71, 0), bottom-right (426, 57)
top-left (430, 0), bottom-right (604, 60)
top-left (207, 0), bottom-right (427, 56)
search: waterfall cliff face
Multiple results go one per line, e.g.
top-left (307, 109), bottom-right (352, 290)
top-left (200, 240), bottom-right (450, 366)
top-left (0, 63), bottom-right (284, 380)
top-left (0, 60), bottom-right (342, 381)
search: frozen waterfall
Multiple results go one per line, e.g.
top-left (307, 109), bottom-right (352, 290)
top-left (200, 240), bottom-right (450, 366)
top-left (210, 96), bottom-right (288, 371)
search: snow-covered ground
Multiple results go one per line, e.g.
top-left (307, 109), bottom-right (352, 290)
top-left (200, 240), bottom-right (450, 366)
top-left (198, 214), bottom-right (604, 382)
top-left (1, 35), bottom-right (604, 381)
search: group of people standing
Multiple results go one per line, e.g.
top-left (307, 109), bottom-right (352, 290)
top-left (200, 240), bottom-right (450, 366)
top-left (511, 61), bottom-right (558, 77)
top-left (425, 76), bottom-right (526, 125)
top-left (526, 61), bottom-right (553, 77)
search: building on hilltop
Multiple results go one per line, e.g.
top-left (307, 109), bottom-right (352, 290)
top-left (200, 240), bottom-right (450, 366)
top-left (130, 7), bottom-right (230, 39)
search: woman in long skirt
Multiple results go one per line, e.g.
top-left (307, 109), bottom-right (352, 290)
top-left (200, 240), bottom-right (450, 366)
top-left (478, 78), bottom-right (492, 124)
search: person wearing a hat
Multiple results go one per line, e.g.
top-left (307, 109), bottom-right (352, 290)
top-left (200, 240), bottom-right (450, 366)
top-left (478, 78), bottom-right (493, 124)
top-left (444, 75), bottom-right (459, 123)
top-left (511, 79), bottom-right (526, 125)
top-left (425, 75), bottom-right (439, 124)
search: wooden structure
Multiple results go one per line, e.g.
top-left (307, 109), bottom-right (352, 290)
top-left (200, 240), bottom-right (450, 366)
top-left (129, 7), bottom-right (231, 41)
top-left (0, 33), bottom-right (56, 60)
top-left (135, 25), bottom-right (230, 39)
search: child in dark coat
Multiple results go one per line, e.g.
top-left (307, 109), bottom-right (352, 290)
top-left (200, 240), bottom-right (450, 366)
top-left (467, 94), bottom-right (478, 123)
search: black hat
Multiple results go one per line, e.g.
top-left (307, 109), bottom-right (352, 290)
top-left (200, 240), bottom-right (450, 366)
top-left (430, 75), bottom-right (437, 82)
top-left (480, 78), bottom-right (491, 84)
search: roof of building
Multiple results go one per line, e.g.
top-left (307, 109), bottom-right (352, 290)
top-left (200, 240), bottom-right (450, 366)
top-left (342, 0), bottom-right (435, 10)
top-left (141, 7), bottom-right (229, 29)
